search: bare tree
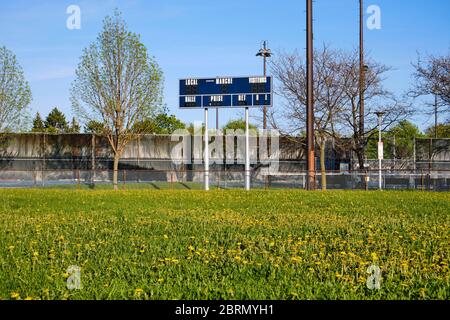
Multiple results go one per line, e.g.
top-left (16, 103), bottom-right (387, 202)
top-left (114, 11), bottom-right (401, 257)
top-left (271, 46), bottom-right (412, 185)
top-left (409, 51), bottom-right (450, 124)
top-left (71, 11), bottom-right (164, 190)
top-left (271, 46), bottom-right (348, 189)
top-left (0, 46), bottom-right (32, 133)
top-left (337, 49), bottom-right (413, 170)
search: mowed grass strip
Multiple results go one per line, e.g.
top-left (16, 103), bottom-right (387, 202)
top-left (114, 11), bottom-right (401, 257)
top-left (0, 189), bottom-right (448, 300)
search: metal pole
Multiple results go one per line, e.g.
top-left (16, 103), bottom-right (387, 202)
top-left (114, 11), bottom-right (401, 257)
top-left (359, 0), bottom-right (365, 164)
top-left (435, 94), bottom-right (438, 138)
top-left (91, 134), bottom-right (96, 184)
top-left (413, 136), bottom-right (416, 171)
top-left (263, 42), bottom-right (267, 130)
top-left (306, 0), bottom-right (316, 190)
top-left (393, 134), bottom-right (396, 169)
top-left (378, 114), bottom-right (382, 190)
top-left (204, 108), bottom-right (209, 191)
top-left (245, 107), bottom-right (250, 191)
top-left (216, 108), bottom-right (219, 131)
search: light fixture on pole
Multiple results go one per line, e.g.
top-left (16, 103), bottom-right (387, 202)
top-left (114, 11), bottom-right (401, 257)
top-left (256, 41), bottom-right (272, 130)
top-left (375, 111), bottom-right (385, 191)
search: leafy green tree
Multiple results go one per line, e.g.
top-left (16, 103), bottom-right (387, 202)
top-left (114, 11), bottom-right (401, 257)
top-left (425, 122), bottom-right (450, 138)
top-left (84, 120), bottom-right (106, 134)
top-left (44, 107), bottom-right (68, 133)
top-left (71, 10), bottom-right (164, 190)
top-left (0, 46), bottom-right (32, 132)
top-left (68, 117), bottom-right (81, 134)
top-left (133, 113), bottom-right (185, 134)
top-left (31, 112), bottom-right (45, 133)
top-left (223, 119), bottom-right (257, 132)
top-left (366, 120), bottom-right (424, 159)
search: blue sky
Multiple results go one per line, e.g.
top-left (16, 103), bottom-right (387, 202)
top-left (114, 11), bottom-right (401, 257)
top-left (0, 0), bottom-right (449, 131)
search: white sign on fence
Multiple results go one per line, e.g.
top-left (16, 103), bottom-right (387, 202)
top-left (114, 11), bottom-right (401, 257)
top-left (378, 142), bottom-right (384, 160)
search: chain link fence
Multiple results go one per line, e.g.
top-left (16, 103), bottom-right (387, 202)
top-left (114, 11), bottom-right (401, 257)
top-left (1, 166), bottom-right (449, 191)
top-left (0, 134), bottom-right (449, 191)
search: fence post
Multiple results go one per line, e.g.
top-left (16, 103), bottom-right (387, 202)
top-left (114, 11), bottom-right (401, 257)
top-left (217, 169), bottom-right (221, 190)
top-left (421, 169), bottom-right (424, 191)
top-left (42, 133), bottom-right (46, 187)
top-left (123, 170), bottom-right (126, 190)
top-left (365, 170), bottom-right (369, 191)
top-left (137, 135), bottom-right (141, 183)
top-left (91, 134), bottom-right (95, 185)
top-left (77, 169), bottom-right (81, 189)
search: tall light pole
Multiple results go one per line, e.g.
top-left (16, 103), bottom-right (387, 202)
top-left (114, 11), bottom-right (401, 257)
top-left (375, 111), bottom-right (385, 191)
top-left (306, 0), bottom-right (315, 190)
top-left (256, 41), bottom-right (272, 130)
top-left (359, 0), bottom-right (366, 170)
top-left (434, 94), bottom-right (438, 138)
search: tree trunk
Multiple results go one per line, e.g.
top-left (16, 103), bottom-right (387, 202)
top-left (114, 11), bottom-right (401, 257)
top-left (320, 140), bottom-right (327, 191)
top-left (355, 145), bottom-right (366, 190)
top-left (113, 154), bottom-right (120, 191)
top-left (356, 147), bottom-right (365, 171)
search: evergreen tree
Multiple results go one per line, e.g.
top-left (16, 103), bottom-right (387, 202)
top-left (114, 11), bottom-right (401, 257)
top-left (45, 107), bottom-right (68, 133)
top-left (68, 117), bottom-right (81, 134)
top-left (31, 112), bottom-right (45, 133)
top-left (84, 120), bottom-right (105, 134)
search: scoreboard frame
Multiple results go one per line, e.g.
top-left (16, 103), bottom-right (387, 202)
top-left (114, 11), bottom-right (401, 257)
top-left (179, 76), bottom-right (273, 109)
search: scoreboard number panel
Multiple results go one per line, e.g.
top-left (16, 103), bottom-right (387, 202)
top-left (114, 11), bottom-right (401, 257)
top-left (179, 76), bottom-right (272, 109)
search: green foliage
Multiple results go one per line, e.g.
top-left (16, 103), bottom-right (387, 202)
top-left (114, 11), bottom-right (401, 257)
top-left (31, 112), bottom-right (45, 133)
top-left (70, 10), bottom-right (165, 189)
top-left (0, 46), bottom-right (32, 132)
top-left (223, 119), bottom-right (257, 132)
top-left (0, 190), bottom-right (448, 300)
top-left (366, 120), bottom-right (424, 159)
top-left (133, 113), bottom-right (186, 134)
top-left (67, 117), bottom-right (81, 134)
top-left (44, 108), bottom-right (68, 134)
top-left (425, 122), bottom-right (450, 138)
top-left (84, 120), bottom-right (105, 134)
top-left (71, 10), bottom-right (164, 148)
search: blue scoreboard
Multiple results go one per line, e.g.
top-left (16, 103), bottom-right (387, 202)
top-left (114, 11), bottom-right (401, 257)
top-left (179, 76), bottom-right (272, 108)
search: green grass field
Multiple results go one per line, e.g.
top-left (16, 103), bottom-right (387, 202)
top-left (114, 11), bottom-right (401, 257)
top-left (0, 189), bottom-right (448, 300)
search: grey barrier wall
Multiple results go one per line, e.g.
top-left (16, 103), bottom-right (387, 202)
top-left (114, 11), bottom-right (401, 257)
top-left (0, 133), bottom-right (449, 190)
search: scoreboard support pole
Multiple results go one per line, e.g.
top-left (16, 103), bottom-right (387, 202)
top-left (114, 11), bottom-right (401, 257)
top-left (204, 108), bottom-right (209, 191)
top-left (245, 107), bottom-right (250, 191)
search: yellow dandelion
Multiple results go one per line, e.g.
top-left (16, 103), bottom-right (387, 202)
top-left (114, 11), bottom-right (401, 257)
top-left (10, 292), bottom-right (20, 299)
top-left (371, 252), bottom-right (379, 261)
